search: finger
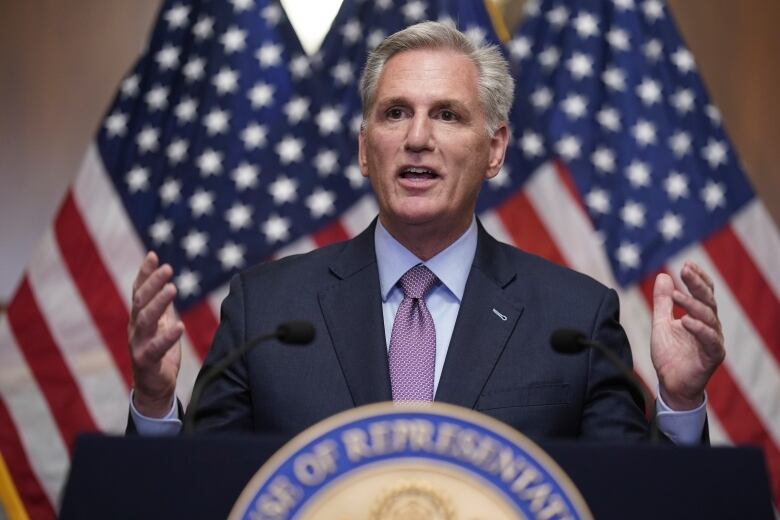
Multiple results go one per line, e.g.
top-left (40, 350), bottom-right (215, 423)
top-left (133, 283), bottom-right (178, 338)
top-left (132, 251), bottom-right (159, 294)
top-left (652, 273), bottom-right (675, 324)
top-left (680, 262), bottom-right (717, 310)
top-left (684, 261), bottom-right (714, 290)
top-left (673, 289), bottom-right (719, 329)
top-left (681, 315), bottom-right (725, 360)
top-left (135, 321), bottom-right (184, 366)
top-left (132, 264), bottom-right (175, 320)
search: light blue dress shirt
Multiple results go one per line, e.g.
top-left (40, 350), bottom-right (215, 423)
top-left (132, 217), bottom-right (706, 443)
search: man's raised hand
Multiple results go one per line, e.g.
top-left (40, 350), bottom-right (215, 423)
top-left (651, 261), bottom-right (725, 411)
top-left (128, 252), bottom-right (184, 417)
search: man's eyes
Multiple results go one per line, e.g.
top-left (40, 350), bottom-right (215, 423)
top-left (382, 107), bottom-right (460, 122)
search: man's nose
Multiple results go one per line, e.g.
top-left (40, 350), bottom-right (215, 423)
top-left (404, 114), bottom-right (434, 152)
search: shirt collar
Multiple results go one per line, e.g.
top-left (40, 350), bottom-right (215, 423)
top-left (375, 218), bottom-right (477, 302)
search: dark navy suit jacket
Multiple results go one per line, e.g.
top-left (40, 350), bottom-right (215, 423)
top-left (188, 221), bottom-right (649, 441)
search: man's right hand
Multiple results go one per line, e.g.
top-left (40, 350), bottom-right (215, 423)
top-left (128, 251), bottom-right (184, 418)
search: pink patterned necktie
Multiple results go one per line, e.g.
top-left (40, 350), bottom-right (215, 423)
top-left (389, 264), bottom-right (438, 402)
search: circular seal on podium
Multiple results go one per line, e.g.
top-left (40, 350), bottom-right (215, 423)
top-left (229, 402), bottom-right (592, 520)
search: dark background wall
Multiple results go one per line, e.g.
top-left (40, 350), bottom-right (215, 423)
top-left (1, 0), bottom-right (777, 307)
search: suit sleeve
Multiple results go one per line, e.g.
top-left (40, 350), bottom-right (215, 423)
top-left (579, 288), bottom-right (651, 441)
top-left (184, 273), bottom-right (254, 432)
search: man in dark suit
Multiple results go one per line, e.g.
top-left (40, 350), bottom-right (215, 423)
top-left (128, 22), bottom-right (723, 442)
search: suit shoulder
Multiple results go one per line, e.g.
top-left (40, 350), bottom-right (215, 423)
top-left (237, 240), bottom-right (349, 286)
top-left (496, 241), bottom-right (613, 298)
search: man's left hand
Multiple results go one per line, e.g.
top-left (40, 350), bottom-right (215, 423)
top-left (651, 261), bottom-right (725, 410)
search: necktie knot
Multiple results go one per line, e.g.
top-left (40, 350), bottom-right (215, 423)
top-left (398, 264), bottom-right (438, 299)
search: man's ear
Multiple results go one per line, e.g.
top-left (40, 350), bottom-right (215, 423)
top-left (484, 123), bottom-right (509, 180)
top-left (358, 125), bottom-right (370, 178)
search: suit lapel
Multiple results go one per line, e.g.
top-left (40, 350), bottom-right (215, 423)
top-left (435, 224), bottom-right (524, 408)
top-left (318, 222), bottom-right (392, 406)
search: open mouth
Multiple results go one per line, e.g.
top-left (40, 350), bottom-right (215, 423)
top-left (399, 166), bottom-right (439, 181)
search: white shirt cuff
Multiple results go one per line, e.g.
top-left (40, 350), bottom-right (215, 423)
top-left (129, 389), bottom-right (182, 436)
top-left (655, 390), bottom-right (708, 445)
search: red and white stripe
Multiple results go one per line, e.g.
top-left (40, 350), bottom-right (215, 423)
top-left (2, 151), bottom-right (779, 516)
top-left (0, 318), bottom-right (68, 510)
top-left (26, 228), bottom-right (128, 433)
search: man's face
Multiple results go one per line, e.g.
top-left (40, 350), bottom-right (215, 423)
top-left (359, 48), bottom-right (508, 242)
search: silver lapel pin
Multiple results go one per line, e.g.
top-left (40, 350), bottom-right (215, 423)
top-left (492, 308), bottom-right (508, 321)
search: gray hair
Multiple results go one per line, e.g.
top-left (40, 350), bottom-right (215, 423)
top-left (359, 21), bottom-right (514, 137)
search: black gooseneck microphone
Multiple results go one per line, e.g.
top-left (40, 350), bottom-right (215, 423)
top-left (183, 321), bottom-right (315, 434)
top-left (550, 328), bottom-right (659, 443)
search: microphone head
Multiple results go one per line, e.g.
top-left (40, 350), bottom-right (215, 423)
top-left (550, 328), bottom-right (587, 354)
top-left (276, 321), bottom-right (315, 345)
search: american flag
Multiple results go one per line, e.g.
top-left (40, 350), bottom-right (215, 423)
top-left (0, 0), bottom-right (778, 517)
